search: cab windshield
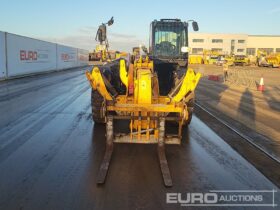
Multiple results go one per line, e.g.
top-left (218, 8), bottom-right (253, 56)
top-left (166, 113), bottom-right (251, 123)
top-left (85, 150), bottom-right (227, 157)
top-left (154, 23), bottom-right (186, 58)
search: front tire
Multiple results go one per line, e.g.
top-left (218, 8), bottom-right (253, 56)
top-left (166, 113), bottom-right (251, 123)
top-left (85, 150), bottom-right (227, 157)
top-left (91, 89), bottom-right (106, 124)
top-left (185, 99), bottom-right (194, 125)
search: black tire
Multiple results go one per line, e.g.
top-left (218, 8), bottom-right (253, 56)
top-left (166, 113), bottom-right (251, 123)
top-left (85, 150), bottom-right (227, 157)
top-left (185, 110), bottom-right (193, 125)
top-left (91, 89), bottom-right (106, 124)
top-left (185, 99), bottom-right (194, 125)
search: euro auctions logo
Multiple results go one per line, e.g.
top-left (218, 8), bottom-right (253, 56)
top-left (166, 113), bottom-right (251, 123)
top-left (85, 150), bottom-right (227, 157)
top-left (19, 50), bottom-right (49, 63)
top-left (61, 53), bottom-right (75, 61)
top-left (167, 193), bottom-right (218, 205)
top-left (20, 50), bottom-right (37, 61)
top-left (79, 55), bottom-right (88, 61)
top-left (61, 53), bottom-right (70, 61)
top-left (166, 190), bottom-right (278, 207)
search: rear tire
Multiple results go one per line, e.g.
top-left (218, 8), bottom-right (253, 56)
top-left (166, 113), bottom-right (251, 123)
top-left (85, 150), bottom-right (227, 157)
top-left (91, 89), bottom-right (106, 124)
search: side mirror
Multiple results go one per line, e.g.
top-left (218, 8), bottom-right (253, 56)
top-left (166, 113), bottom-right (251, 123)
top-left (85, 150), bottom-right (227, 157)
top-left (141, 45), bottom-right (148, 54)
top-left (192, 21), bottom-right (199, 31)
top-left (181, 47), bottom-right (190, 53)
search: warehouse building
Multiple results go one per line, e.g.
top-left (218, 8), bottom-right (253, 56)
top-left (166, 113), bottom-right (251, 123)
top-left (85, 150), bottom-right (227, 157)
top-left (189, 33), bottom-right (280, 56)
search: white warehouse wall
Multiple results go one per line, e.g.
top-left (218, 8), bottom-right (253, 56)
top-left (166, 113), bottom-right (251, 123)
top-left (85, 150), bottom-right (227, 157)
top-left (0, 32), bottom-right (89, 79)
top-left (56, 45), bottom-right (79, 70)
top-left (6, 33), bottom-right (57, 77)
top-left (189, 33), bottom-right (280, 56)
top-left (247, 35), bottom-right (280, 51)
top-left (78, 49), bottom-right (89, 66)
top-left (189, 33), bottom-right (248, 55)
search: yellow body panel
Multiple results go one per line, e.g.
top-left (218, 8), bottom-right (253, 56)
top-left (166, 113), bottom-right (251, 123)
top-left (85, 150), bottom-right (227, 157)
top-left (85, 67), bottom-right (113, 101)
top-left (120, 59), bottom-right (128, 88)
top-left (136, 69), bottom-right (152, 104)
top-left (95, 44), bottom-right (106, 52)
top-left (85, 57), bottom-right (201, 142)
top-left (189, 55), bottom-right (203, 64)
top-left (132, 58), bottom-right (154, 131)
top-left (107, 102), bottom-right (183, 112)
top-left (266, 53), bottom-right (280, 67)
top-left (225, 56), bottom-right (234, 66)
top-left (172, 68), bottom-right (201, 103)
top-left (115, 53), bottom-right (121, 59)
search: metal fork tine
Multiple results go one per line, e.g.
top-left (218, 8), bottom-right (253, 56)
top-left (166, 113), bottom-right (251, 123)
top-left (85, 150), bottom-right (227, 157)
top-left (158, 145), bottom-right (173, 187)
top-left (158, 118), bottom-right (173, 187)
top-left (97, 144), bottom-right (113, 184)
top-left (97, 117), bottom-right (114, 184)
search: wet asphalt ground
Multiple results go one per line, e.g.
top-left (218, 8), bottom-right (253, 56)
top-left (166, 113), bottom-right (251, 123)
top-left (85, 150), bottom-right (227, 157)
top-left (0, 67), bottom-right (279, 210)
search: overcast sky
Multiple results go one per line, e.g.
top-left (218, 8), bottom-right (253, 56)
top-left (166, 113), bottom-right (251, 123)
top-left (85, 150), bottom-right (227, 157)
top-left (1, 0), bottom-right (280, 51)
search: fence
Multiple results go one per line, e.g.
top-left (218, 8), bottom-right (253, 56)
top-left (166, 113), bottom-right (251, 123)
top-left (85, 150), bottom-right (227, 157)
top-left (0, 31), bottom-right (89, 80)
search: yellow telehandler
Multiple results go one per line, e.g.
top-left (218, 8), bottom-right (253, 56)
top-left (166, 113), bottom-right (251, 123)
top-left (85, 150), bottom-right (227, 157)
top-left (86, 19), bottom-right (201, 187)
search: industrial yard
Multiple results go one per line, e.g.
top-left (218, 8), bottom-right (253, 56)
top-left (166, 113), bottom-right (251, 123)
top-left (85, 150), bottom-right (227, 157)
top-left (194, 64), bottom-right (280, 145)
